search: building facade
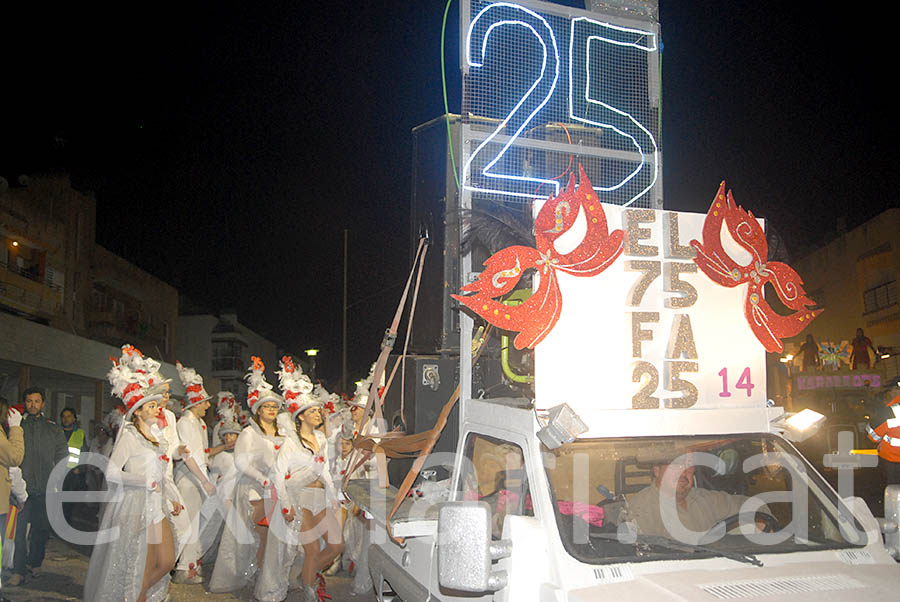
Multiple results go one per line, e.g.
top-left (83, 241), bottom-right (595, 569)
top-left (786, 209), bottom-right (900, 364)
top-left (177, 311), bottom-right (279, 408)
top-left (775, 209), bottom-right (900, 443)
top-left (1, 174), bottom-right (181, 427)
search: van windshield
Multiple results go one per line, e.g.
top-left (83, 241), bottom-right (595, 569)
top-left (541, 433), bottom-right (867, 565)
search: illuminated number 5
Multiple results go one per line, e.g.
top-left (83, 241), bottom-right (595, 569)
top-left (464, 3), bottom-right (559, 199)
top-left (568, 17), bottom-right (659, 206)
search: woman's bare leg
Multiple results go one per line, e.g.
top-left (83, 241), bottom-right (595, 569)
top-left (300, 508), bottom-right (323, 586)
top-left (300, 508), bottom-right (345, 585)
top-left (314, 508), bottom-right (344, 572)
top-left (251, 499), bottom-right (267, 569)
top-left (137, 519), bottom-right (174, 602)
top-left (146, 518), bottom-right (176, 585)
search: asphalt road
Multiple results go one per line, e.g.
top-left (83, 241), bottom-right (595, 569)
top-left (0, 536), bottom-right (377, 602)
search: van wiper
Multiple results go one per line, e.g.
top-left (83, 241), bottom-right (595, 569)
top-left (590, 532), bottom-right (764, 567)
top-left (636, 535), bottom-right (764, 567)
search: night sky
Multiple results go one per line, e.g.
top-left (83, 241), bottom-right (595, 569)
top-left (3, 1), bottom-right (895, 386)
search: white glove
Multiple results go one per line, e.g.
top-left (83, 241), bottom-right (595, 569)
top-left (7, 408), bottom-right (22, 428)
top-left (202, 480), bottom-right (217, 496)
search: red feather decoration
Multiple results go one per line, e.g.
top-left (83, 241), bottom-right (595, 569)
top-left (690, 182), bottom-right (821, 352)
top-left (453, 166), bottom-right (623, 349)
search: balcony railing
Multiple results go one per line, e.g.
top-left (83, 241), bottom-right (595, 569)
top-left (0, 274), bottom-right (62, 314)
top-left (0, 259), bottom-right (61, 289)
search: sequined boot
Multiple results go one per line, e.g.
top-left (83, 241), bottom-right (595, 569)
top-left (302, 583), bottom-right (318, 602)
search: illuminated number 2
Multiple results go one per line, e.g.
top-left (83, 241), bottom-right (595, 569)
top-left (569, 17), bottom-right (659, 206)
top-left (464, 3), bottom-right (560, 199)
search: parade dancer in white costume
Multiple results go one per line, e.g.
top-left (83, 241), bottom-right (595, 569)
top-left (323, 401), bottom-right (354, 577)
top-left (208, 413), bottom-right (241, 504)
top-left (317, 390), bottom-right (354, 577)
top-left (339, 374), bottom-right (379, 593)
top-left (172, 362), bottom-right (219, 584)
top-left (84, 406), bottom-right (123, 494)
top-left (255, 356), bottom-right (311, 601)
top-left (265, 356), bottom-right (342, 602)
top-left (120, 348), bottom-right (196, 565)
top-left (212, 391), bottom-right (237, 447)
top-left (209, 356), bottom-right (285, 593)
top-left (203, 414), bottom-right (242, 567)
top-left (84, 347), bottom-right (182, 602)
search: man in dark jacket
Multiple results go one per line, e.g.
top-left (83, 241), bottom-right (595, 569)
top-left (7, 387), bottom-right (68, 586)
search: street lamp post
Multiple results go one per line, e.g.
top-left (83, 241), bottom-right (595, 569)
top-left (305, 348), bottom-right (319, 381)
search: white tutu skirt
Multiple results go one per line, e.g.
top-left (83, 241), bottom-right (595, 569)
top-left (83, 485), bottom-right (170, 602)
top-left (344, 511), bottom-right (374, 594)
top-left (208, 476), bottom-right (265, 592)
top-left (252, 513), bottom-right (302, 601)
top-left (254, 478), bottom-right (320, 601)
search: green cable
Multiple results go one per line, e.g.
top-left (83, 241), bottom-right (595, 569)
top-left (442, 0), bottom-right (461, 190)
top-left (657, 45), bottom-right (663, 149)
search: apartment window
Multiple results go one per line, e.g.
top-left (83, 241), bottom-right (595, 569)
top-left (864, 281), bottom-right (897, 313)
top-left (212, 340), bottom-right (244, 372)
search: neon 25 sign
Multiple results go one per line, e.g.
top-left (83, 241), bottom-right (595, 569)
top-left (463, 1), bottom-right (659, 206)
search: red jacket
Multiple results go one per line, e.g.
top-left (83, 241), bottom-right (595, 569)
top-left (867, 397), bottom-right (900, 463)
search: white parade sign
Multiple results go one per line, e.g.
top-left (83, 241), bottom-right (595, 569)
top-left (534, 204), bottom-right (770, 437)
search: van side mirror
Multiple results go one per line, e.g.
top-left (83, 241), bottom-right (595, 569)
top-left (438, 501), bottom-right (511, 592)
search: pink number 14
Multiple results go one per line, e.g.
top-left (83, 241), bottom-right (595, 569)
top-left (718, 367), bottom-right (754, 398)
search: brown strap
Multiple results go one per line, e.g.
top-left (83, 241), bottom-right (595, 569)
top-left (380, 240), bottom-right (429, 428)
top-left (398, 241), bottom-right (428, 429)
top-left (384, 384), bottom-right (460, 542)
top-left (344, 238), bottom-right (428, 488)
top-left (360, 238), bottom-right (427, 434)
top-left (382, 326), bottom-right (493, 544)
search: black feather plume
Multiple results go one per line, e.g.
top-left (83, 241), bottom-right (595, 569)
top-left (459, 205), bottom-right (536, 256)
top-left (766, 223), bottom-right (791, 264)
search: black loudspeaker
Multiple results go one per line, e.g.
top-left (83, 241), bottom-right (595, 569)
top-left (382, 355), bottom-right (459, 487)
top-left (380, 353), bottom-right (515, 489)
top-left (409, 117), bottom-right (461, 355)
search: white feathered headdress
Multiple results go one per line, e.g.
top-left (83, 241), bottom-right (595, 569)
top-left (245, 356), bottom-right (282, 414)
top-left (277, 355), bottom-right (317, 419)
top-left (216, 391), bottom-right (236, 412)
top-left (102, 405), bottom-right (126, 436)
top-left (108, 345), bottom-right (162, 419)
top-left (349, 361), bottom-right (377, 408)
top-left (177, 361), bottom-right (212, 411)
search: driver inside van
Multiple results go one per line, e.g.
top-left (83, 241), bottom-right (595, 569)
top-left (628, 455), bottom-right (766, 541)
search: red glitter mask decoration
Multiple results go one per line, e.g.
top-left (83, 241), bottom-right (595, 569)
top-left (453, 165), bottom-right (624, 349)
top-left (690, 182), bottom-right (821, 352)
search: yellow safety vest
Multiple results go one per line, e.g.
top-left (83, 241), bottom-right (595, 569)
top-left (66, 428), bottom-right (85, 469)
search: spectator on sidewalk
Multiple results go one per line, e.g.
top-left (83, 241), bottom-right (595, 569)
top-left (60, 408), bottom-right (87, 470)
top-left (8, 388), bottom-right (68, 587)
top-left (0, 397), bottom-right (25, 600)
top-left (60, 408), bottom-right (88, 525)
